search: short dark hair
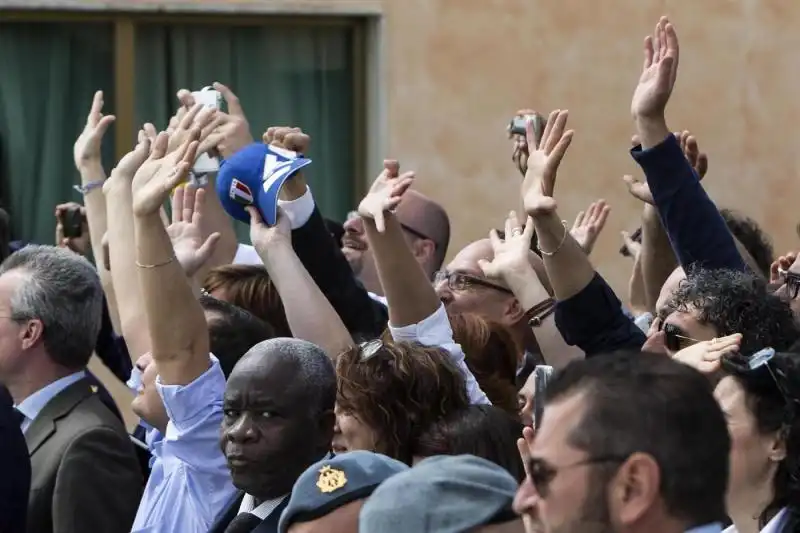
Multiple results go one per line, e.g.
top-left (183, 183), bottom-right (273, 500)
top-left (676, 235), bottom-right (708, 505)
top-left (544, 351), bottom-right (730, 526)
top-left (670, 268), bottom-right (799, 356)
top-left (412, 404), bottom-right (525, 482)
top-left (199, 295), bottom-right (275, 378)
top-left (720, 209), bottom-right (774, 278)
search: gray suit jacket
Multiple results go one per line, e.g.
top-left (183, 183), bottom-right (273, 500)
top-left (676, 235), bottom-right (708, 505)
top-left (24, 377), bottom-right (142, 533)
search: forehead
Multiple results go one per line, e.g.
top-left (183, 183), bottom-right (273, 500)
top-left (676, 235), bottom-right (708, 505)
top-left (0, 269), bottom-right (25, 308)
top-left (448, 240), bottom-right (493, 274)
top-left (225, 355), bottom-right (298, 397)
top-left (656, 267), bottom-right (686, 313)
top-left (533, 392), bottom-right (587, 459)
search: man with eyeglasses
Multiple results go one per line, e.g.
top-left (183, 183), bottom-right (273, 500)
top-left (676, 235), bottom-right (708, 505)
top-left (514, 351), bottom-right (730, 533)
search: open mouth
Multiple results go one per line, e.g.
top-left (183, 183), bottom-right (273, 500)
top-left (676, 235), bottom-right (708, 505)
top-left (342, 237), bottom-right (366, 252)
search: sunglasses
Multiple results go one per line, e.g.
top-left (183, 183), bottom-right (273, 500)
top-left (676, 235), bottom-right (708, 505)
top-left (346, 211), bottom-right (437, 247)
top-left (526, 455), bottom-right (627, 498)
top-left (659, 321), bottom-right (701, 352)
top-left (434, 270), bottom-right (513, 295)
top-left (777, 268), bottom-right (800, 300)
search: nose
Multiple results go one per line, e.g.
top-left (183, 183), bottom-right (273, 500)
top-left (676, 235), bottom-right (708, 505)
top-left (225, 414), bottom-right (257, 443)
top-left (642, 330), bottom-right (667, 355)
top-left (513, 477), bottom-right (540, 517)
top-left (434, 278), bottom-right (453, 303)
top-left (343, 215), bottom-right (364, 235)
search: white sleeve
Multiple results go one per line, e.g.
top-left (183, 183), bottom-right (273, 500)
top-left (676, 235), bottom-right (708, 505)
top-left (278, 186), bottom-right (316, 229)
top-left (389, 304), bottom-right (491, 405)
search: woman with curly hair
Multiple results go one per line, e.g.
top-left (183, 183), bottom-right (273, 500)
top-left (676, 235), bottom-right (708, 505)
top-left (334, 340), bottom-right (470, 464)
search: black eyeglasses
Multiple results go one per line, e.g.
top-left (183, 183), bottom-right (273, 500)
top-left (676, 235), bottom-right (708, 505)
top-left (346, 211), bottom-right (437, 248)
top-left (526, 455), bottom-right (627, 498)
top-left (660, 321), bottom-right (700, 352)
top-left (777, 268), bottom-right (800, 300)
top-left (433, 270), bottom-right (513, 295)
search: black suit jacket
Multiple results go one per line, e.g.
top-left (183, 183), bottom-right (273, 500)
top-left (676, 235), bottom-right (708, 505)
top-left (25, 377), bottom-right (142, 533)
top-left (207, 491), bottom-right (289, 533)
top-left (0, 386), bottom-right (30, 533)
top-left (291, 208), bottom-right (388, 340)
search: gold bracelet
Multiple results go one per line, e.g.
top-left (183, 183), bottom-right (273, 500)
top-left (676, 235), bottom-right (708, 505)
top-left (135, 257), bottom-right (175, 269)
top-left (537, 220), bottom-right (568, 257)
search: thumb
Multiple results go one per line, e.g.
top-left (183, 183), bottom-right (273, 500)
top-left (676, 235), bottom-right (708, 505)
top-left (246, 206), bottom-right (265, 227)
top-left (197, 232), bottom-right (221, 261)
top-left (622, 174), bottom-right (637, 191)
top-left (477, 258), bottom-right (493, 277)
top-left (95, 115), bottom-right (116, 137)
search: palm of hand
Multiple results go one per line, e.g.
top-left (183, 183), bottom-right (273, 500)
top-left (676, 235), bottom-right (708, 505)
top-left (570, 225), bottom-right (593, 251)
top-left (250, 210), bottom-right (291, 250)
top-left (631, 66), bottom-right (665, 117)
top-left (522, 155), bottom-right (556, 214)
top-left (488, 242), bottom-right (529, 277)
top-left (132, 160), bottom-right (172, 216)
top-left (167, 221), bottom-right (205, 275)
top-left (358, 175), bottom-right (395, 219)
top-left (74, 129), bottom-right (100, 166)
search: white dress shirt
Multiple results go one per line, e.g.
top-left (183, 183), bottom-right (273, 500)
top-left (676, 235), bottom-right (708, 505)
top-left (14, 370), bottom-right (86, 433)
top-left (238, 494), bottom-right (288, 520)
top-left (722, 508), bottom-right (787, 533)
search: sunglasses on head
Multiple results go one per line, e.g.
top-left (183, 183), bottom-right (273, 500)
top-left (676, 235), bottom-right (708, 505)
top-left (777, 268), bottom-right (800, 300)
top-left (526, 455), bottom-right (627, 498)
top-left (659, 321), bottom-right (701, 352)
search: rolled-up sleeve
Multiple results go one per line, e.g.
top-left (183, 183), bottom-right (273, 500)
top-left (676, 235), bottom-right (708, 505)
top-left (555, 273), bottom-right (647, 356)
top-left (389, 304), bottom-right (490, 405)
top-left (278, 186), bottom-right (316, 229)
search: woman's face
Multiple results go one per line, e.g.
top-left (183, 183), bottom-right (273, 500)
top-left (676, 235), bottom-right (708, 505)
top-left (332, 403), bottom-right (378, 455)
top-left (715, 376), bottom-right (784, 511)
top-left (130, 352), bottom-right (169, 432)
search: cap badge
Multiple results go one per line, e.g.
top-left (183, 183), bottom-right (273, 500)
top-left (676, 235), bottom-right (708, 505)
top-left (317, 465), bottom-right (347, 493)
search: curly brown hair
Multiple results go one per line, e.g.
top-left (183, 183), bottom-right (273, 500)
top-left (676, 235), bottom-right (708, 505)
top-left (447, 312), bottom-right (520, 416)
top-left (336, 339), bottom-right (470, 464)
top-left (203, 264), bottom-right (291, 337)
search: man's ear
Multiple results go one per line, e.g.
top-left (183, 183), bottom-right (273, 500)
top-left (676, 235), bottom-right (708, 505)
top-left (504, 297), bottom-right (526, 326)
top-left (609, 452), bottom-right (660, 526)
top-left (20, 318), bottom-right (44, 351)
top-left (410, 239), bottom-right (436, 263)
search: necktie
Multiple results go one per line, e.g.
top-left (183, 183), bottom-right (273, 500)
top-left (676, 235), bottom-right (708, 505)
top-left (12, 407), bottom-right (25, 428)
top-left (224, 512), bottom-right (262, 533)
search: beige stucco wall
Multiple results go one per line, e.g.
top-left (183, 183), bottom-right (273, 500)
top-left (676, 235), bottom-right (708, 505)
top-left (5, 0), bottom-right (800, 297)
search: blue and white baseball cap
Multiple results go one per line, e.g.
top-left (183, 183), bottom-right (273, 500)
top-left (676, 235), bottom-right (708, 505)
top-left (216, 143), bottom-right (312, 226)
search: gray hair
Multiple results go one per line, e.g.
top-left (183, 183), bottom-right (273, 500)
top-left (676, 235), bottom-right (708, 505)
top-left (241, 337), bottom-right (336, 414)
top-left (0, 245), bottom-right (102, 369)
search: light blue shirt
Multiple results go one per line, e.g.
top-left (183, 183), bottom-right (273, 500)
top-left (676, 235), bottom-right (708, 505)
top-left (15, 371), bottom-right (86, 433)
top-left (688, 523), bottom-right (723, 533)
top-left (131, 355), bottom-right (236, 533)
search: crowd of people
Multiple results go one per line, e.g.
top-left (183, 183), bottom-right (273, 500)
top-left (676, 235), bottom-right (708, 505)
top-left (1, 14), bottom-right (800, 533)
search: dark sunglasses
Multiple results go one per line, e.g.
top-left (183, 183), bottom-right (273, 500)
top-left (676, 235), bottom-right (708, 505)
top-left (526, 455), bottom-right (627, 498)
top-left (777, 268), bottom-right (800, 300)
top-left (346, 211), bottom-right (437, 248)
top-left (434, 270), bottom-right (513, 295)
top-left (659, 321), bottom-right (700, 352)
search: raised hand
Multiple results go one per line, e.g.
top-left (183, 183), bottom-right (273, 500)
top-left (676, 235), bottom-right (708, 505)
top-left (522, 109), bottom-right (574, 215)
top-left (510, 108), bottom-right (536, 176)
top-left (131, 130), bottom-right (199, 217)
top-left (208, 82), bottom-right (253, 159)
top-left (621, 229), bottom-right (642, 259)
top-left (54, 203), bottom-right (90, 255)
top-left (672, 334), bottom-right (742, 374)
top-left (631, 16), bottom-right (679, 120)
top-left (357, 160), bottom-right (415, 232)
top-left (263, 126), bottom-right (310, 154)
top-left (74, 91), bottom-right (115, 169)
top-left (770, 252), bottom-right (798, 285)
top-left (165, 103), bottom-right (225, 157)
top-left (478, 211), bottom-right (534, 281)
top-left (570, 200), bottom-right (610, 255)
top-left (623, 130), bottom-right (707, 204)
top-left (248, 205), bottom-right (291, 252)
top-left (167, 186), bottom-right (221, 277)
top-left (108, 136), bottom-right (151, 182)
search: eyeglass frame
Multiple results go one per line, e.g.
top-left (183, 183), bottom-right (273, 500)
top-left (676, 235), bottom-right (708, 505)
top-left (526, 455), bottom-right (628, 498)
top-left (345, 211), bottom-right (438, 249)
top-left (658, 321), bottom-right (701, 352)
top-left (433, 270), bottom-right (514, 296)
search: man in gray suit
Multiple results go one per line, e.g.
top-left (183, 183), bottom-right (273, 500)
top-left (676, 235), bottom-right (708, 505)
top-left (0, 245), bottom-right (142, 533)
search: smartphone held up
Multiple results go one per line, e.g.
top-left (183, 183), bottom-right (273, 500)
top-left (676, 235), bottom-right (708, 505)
top-left (191, 86), bottom-right (223, 180)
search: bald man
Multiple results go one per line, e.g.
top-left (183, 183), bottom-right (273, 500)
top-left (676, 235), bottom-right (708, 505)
top-left (342, 189), bottom-right (450, 297)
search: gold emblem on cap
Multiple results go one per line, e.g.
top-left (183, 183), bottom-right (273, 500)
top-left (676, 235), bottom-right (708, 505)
top-left (316, 465), bottom-right (347, 493)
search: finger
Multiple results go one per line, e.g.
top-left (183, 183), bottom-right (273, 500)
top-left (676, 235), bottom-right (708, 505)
top-left (539, 110), bottom-right (559, 152)
top-left (264, 126), bottom-right (277, 145)
top-left (143, 123), bottom-right (158, 142)
top-left (504, 211), bottom-right (515, 237)
top-left (549, 128), bottom-right (574, 164)
top-left (193, 106), bottom-right (218, 130)
top-left (199, 115), bottom-right (225, 143)
top-left (643, 35), bottom-right (654, 70)
top-left (770, 260), bottom-right (781, 282)
top-left (173, 130), bottom-right (200, 163)
top-left (383, 159), bottom-right (400, 177)
top-left (572, 210), bottom-right (585, 230)
top-left (88, 90), bottom-right (104, 125)
top-left (544, 110), bottom-right (568, 154)
top-left (172, 185), bottom-right (185, 224)
top-left (192, 188), bottom-right (207, 224)
top-left (95, 114), bottom-right (116, 138)
top-left (183, 184), bottom-right (197, 223)
top-left (213, 82), bottom-right (244, 117)
top-left (664, 21), bottom-right (680, 83)
top-left (55, 222), bottom-right (65, 242)
top-left (150, 131), bottom-right (169, 159)
top-left (523, 216), bottom-right (535, 240)
top-left (685, 135), bottom-right (699, 166)
top-left (176, 89), bottom-right (195, 108)
top-left (246, 206), bottom-right (266, 227)
top-left (283, 132), bottom-right (310, 154)
top-left (522, 425), bottom-right (535, 447)
top-left (631, 134), bottom-right (641, 147)
top-left (696, 153), bottom-right (708, 179)
top-left (652, 21), bottom-right (662, 63)
top-left (525, 116), bottom-right (538, 152)
top-left (656, 55), bottom-right (676, 93)
top-left (517, 438), bottom-right (531, 476)
top-left (390, 176), bottom-right (415, 199)
top-left (595, 202), bottom-right (611, 227)
top-left (273, 127), bottom-right (292, 147)
top-left (488, 228), bottom-right (503, 250)
top-left (166, 162), bottom-right (191, 192)
top-left (196, 232), bottom-right (221, 262)
top-left (179, 103), bottom-right (203, 130)
top-left (477, 259), bottom-right (494, 278)
top-left (374, 210), bottom-right (386, 233)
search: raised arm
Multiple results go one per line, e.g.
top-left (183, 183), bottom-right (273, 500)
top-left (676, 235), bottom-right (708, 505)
top-left (630, 17), bottom-right (744, 272)
top-left (130, 131), bottom-right (215, 385)
top-left (248, 206), bottom-right (354, 360)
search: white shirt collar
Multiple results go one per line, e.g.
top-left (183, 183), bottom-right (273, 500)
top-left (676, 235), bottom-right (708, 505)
top-left (722, 508), bottom-right (788, 533)
top-left (238, 493), bottom-right (288, 520)
top-left (14, 371), bottom-right (86, 431)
